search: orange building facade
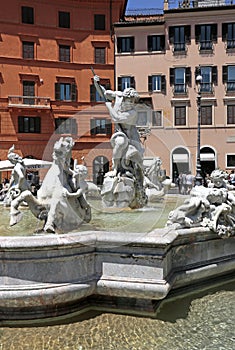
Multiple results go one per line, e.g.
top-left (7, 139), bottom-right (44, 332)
top-left (0, 0), bottom-right (127, 182)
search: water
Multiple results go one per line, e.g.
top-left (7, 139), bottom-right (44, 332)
top-left (0, 279), bottom-right (234, 349)
top-left (0, 194), bottom-right (185, 236)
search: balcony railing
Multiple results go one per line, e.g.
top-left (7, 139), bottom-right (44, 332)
top-left (200, 82), bottom-right (213, 93)
top-left (227, 82), bottom-right (235, 92)
top-left (8, 96), bottom-right (51, 108)
top-left (174, 84), bottom-right (187, 94)
top-left (227, 39), bottom-right (235, 50)
top-left (173, 42), bottom-right (186, 53)
top-left (199, 41), bottom-right (213, 51)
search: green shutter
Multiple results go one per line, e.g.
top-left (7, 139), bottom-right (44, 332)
top-left (71, 83), bottom-right (77, 102)
top-left (55, 83), bottom-right (60, 100)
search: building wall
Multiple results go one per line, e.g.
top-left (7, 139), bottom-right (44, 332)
top-left (114, 5), bottom-right (235, 180)
top-left (0, 0), bottom-right (126, 181)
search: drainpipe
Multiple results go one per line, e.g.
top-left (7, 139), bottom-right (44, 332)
top-left (110, 0), bottom-right (113, 37)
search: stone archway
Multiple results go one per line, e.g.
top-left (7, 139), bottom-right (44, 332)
top-left (200, 146), bottom-right (216, 177)
top-left (172, 147), bottom-right (190, 183)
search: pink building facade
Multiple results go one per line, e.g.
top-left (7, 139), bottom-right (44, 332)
top-left (114, 3), bottom-right (235, 181)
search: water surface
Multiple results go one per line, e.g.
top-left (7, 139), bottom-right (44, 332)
top-left (0, 194), bottom-right (185, 236)
top-left (0, 279), bottom-right (234, 349)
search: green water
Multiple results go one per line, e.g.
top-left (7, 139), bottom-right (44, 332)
top-left (0, 194), bottom-right (185, 236)
top-left (0, 279), bottom-right (234, 349)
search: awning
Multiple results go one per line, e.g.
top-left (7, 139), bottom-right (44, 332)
top-left (200, 153), bottom-right (215, 161)
top-left (172, 154), bottom-right (189, 163)
top-left (0, 159), bottom-right (52, 171)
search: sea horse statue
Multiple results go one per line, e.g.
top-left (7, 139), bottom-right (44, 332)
top-left (10, 137), bottom-right (91, 233)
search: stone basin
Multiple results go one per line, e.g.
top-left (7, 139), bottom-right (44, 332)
top-left (0, 213), bottom-right (234, 324)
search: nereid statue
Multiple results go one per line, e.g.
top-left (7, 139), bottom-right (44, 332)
top-left (93, 74), bottom-right (147, 208)
top-left (9, 137), bottom-right (91, 233)
top-left (166, 169), bottom-right (235, 237)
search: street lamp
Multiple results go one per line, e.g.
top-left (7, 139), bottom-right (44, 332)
top-left (195, 73), bottom-right (203, 186)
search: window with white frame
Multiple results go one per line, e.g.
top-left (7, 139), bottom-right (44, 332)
top-left (151, 75), bottom-right (161, 92)
top-left (170, 67), bottom-right (191, 94)
top-left (175, 68), bottom-right (186, 93)
top-left (117, 76), bottom-right (135, 91)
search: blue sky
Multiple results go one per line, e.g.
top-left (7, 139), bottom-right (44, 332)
top-left (126, 0), bottom-right (179, 11)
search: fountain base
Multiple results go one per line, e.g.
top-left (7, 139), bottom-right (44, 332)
top-left (0, 227), bottom-right (234, 324)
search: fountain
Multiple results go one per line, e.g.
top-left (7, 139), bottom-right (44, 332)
top-left (0, 83), bottom-right (234, 325)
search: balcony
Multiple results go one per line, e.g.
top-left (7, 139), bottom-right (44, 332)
top-left (200, 82), bottom-right (213, 94)
top-left (199, 41), bottom-right (213, 52)
top-left (227, 39), bottom-right (235, 50)
top-left (173, 42), bottom-right (186, 53)
top-left (8, 96), bottom-right (51, 109)
top-left (173, 84), bottom-right (187, 95)
top-left (227, 82), bottom-right (235, 92)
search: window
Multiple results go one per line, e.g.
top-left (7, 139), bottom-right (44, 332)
top-left (152, 111), bottom-right (162, 127)
top-left (117, 37), bottom-right (134, 53)
top-left (201, 106), bottom-right (212, 125)
top-left (227, 105), bottom-right (235, 124)
top-left (22, 41), bottom-right (34, 59)
top-left (118, 76), bottom-right (135, 91)
top-left (90, 119), bottom-right (112, 135)
top-left (227, 154), bottom-right (235, 167)
top-left (222, 23), bottom-right (235, 49)
top-left (90, 80), bottom-right (110, 102)
top-left (55, 118), bottom-right (77, 134)
top-left (195, 24), bottom-right (217, 51)
top-left (18, 116), bottom-right (40, 133)
top-left (94, 14), bottom-right (105, 30)
top-left (170, 67), bottom-right (191, 94)
top-left (169, 25), bottom-right (191, 52)
top-left (95, 47), bottom-right (106, 64)
top-left (59, 11), bottom-right (70, 28)
top-left (22, 6), bottom-right (34, 24)
top-left (147, 35), bottom-right (165, 51)
top-left (55, 82), bottom-right (77, 101)
top-left (59, 45), bottom-right (70, 62)
top-left (137, 112), bottom-right (148, 126)
top-left (223, 66), bottom-right (235, 92)
top-left (174, 106), bottom-right (186, 126)
top-left (148, 75), bottom-right (166, 93)
top-left (23, 81), bottom-right (35, 104)
top-left (198, 66), bottom-right (217, 93)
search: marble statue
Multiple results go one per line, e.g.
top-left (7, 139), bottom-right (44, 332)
top-left (3, 145), bottom-right (31, 206)
top-left (72, 162), bottom-right (101, 198)
top-left (9, 137), bottom-right (91, 233)
top-left (93, 74), bottom-right (147, 209)
top-left (166, 169), bottom-right (235, 238)
top-left (144, 157), bottom-right (173, 201)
